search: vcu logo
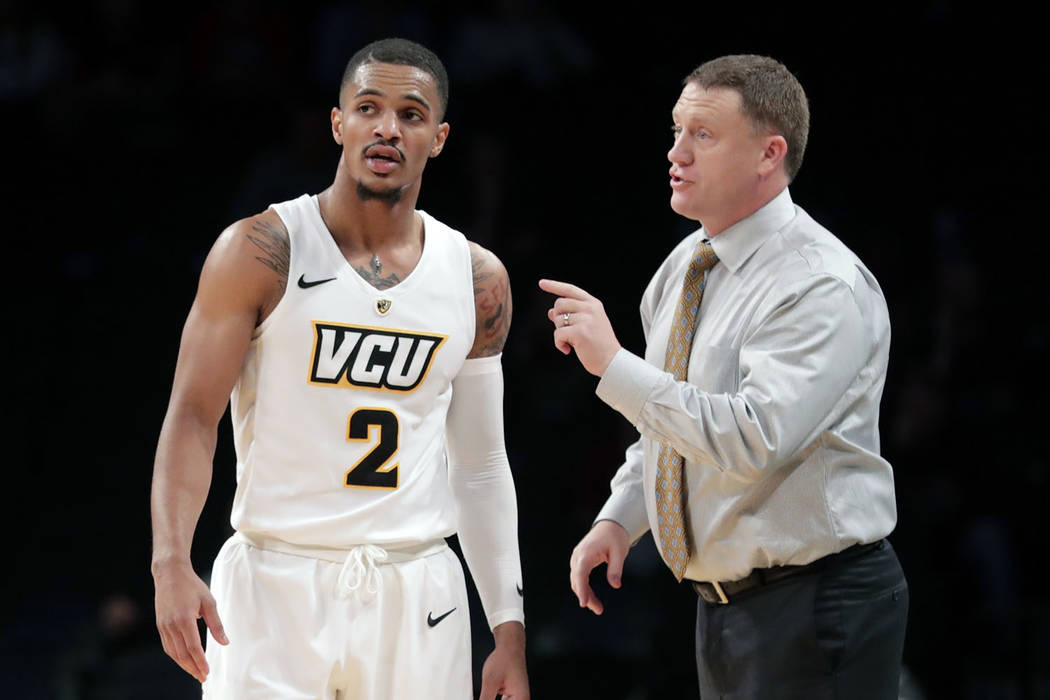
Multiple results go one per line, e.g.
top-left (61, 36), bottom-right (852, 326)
top-left (309, 322), bottom-right (446, 392)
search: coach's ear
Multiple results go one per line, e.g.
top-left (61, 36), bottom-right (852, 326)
top-left (757, 133), bottom-right (787, 179)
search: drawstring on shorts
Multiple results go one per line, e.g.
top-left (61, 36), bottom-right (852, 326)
top-left (337, 544), bottom-right (388, 603)
top-left (229, 532), bottom-right (446, 605)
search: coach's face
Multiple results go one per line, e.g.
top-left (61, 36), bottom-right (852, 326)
top-left (668, 82), bottom-right (774, 235)
top-left (331, 62), bottom-right (449, 201)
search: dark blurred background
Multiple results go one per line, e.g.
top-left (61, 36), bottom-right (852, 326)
top-left (2, 0), bottom-right (1046, 698)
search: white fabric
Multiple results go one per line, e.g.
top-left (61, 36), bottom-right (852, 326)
top-left (595, 187), bottom-right (897, 583)
top-left (228, 194), bottom-right (475, 548)
top-left (203, 536), bottom-right (471, 699)
top-left (446, 354), bottom-right (525, 630)
top-left (337, 544), bottom-right (388, 603)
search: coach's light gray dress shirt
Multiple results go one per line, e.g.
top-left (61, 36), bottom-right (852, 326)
top-left (595, 187), bottom-right (897, 584)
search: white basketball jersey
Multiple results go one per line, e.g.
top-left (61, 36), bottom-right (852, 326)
top-left (228, 194), bottom-right (475, 548)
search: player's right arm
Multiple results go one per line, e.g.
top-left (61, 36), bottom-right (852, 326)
top-left (151, 209), bottom-right (288, 683)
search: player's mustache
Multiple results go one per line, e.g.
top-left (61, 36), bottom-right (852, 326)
top-left (362, 139), bottom-right (405, 162)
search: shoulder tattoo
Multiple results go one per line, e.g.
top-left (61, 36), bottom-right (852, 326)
top-left (246, 216), bottom-right (290, 292)
top-left (469, 242), bottom-right (512, 357)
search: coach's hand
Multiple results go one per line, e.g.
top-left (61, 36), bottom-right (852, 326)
top-left (539, 279), bottom-right (621, 377)
top-left (570, 520), bottom-right (630, 615)
top-left (480, 621), bottom-right (529, 700)
top-left (153, 560), bottom-right (228, 683)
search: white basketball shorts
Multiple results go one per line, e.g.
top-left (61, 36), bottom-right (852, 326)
top-left (202, 533), bottom-right (472, 699)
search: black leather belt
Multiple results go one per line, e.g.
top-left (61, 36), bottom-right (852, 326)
top-left (690, 540), bottom-right (884, 605)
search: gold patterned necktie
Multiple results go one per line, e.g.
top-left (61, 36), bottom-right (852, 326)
top-left (656, 238), bottom-right (719, 580)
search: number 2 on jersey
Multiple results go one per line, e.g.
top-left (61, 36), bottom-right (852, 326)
top-left (345, 408), bottom-right (399, 489)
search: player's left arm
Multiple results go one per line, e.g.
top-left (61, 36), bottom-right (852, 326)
top-left (446, 242), bottom-right (528, 700)
top-left (467, 241), bottom-right (512, 360)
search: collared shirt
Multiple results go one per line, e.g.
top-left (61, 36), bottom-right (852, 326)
top-left (595, 187), bottom-right (897, 583)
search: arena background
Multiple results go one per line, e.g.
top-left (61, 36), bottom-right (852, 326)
top-left (3, 1), bottom-right (1045, 698)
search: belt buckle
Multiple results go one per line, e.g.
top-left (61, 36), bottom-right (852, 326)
top-left (710, 580), bottom-right (729, 604)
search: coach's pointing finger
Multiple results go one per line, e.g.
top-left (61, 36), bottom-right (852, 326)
top-left (539, 279), bottom-right (622, 377)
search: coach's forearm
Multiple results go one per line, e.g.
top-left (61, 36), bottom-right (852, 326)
top-left (150, 407), bottom-right (218, 571)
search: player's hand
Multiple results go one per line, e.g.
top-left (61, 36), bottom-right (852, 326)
top-left (538, 279), bottom-right (621, 377)
top-left (569, 520), bottom-right (630, 615)
top-left (479, 621), bottom-right (529, 700)
top-left (152, 560), bottom-right (228, 683)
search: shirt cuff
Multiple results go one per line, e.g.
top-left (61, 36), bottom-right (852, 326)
top-left (596, 347), bottom-right (664, 425)
top-left (594, 501), bottom-right (651, 545)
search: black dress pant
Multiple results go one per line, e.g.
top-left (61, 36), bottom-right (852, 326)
top-left (695, 539), bottom-right (908, 699)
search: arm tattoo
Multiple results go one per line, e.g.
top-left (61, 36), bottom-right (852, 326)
top-left (247, 218), bottom-right (290, 291)
top-left (354, 266), bottom-right (402, 291)
top-left (469, 244), bottom-right (512, 357)
top-left (471, 252), bottom-right (495, 293)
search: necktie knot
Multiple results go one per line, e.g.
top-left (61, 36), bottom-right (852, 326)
top-left (692, 240), bottom-right (719, 275)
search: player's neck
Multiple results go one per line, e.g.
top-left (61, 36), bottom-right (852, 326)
top-left (318, 181), bottom-right (421, 251)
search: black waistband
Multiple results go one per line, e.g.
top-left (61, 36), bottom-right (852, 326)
top-left (690, 539), bottom-right (885, 605)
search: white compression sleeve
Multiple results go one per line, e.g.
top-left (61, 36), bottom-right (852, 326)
top-left (446, 353), bottom-right (525, 630)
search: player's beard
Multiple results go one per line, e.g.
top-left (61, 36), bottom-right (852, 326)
top-left (356, 179), bottom-right (405, 204)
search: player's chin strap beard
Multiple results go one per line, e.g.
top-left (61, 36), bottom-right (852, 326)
top-left (338, 544), bottom-right (388, 603)
top-left (356, 180), bottom-right (405, 204)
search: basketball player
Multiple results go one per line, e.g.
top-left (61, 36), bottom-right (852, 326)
top-left (150, 38), bottom-right (529, 699)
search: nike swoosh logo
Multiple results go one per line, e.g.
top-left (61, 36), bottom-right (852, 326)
top-left (516, 583), bottom-right (524, 597)
top-left (297, 274), bottom-right (337, 289)
top-left (427, 607), bottom-right (457, 627)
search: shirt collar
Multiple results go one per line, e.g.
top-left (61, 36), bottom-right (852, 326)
top-left (705, 187), bottom-right (795, 274)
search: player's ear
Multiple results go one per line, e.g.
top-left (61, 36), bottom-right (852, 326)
top-left (331, 107), bottom-right (344, 146)
top-left (430, 122), bottom-right (450, 158)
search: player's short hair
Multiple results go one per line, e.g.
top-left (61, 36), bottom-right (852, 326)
top-left (341, 38), bottom-right (449, 120)
top-left (685, 55), bottom-right (809, 181)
